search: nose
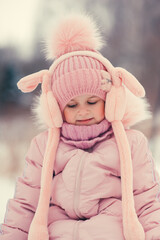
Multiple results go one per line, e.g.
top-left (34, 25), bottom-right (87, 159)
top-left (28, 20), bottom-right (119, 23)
top-left (78, 106), bottom-right (89, 116)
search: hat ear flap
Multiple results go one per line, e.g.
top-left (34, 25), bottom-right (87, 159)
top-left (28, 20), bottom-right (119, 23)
top-left (115, 67), bottom-right (145, 97)
top-left (104, 67), bottom-right (145, 122)
top-left (41, 74), bottom-right (63, 128)
top-left (105, 85), bottom-right (127, 122)
top-left (17, 70), bottom-right (48, 93)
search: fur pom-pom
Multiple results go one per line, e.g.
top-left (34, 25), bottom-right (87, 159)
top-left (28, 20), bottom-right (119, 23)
top-left (122, 87), bottom-right (152, 127)
top-left (44, 12), bottom-right (105, 60)
top-left (31, 93), bottom-right (48, 131)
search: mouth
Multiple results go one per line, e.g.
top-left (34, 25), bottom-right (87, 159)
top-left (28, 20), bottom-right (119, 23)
top-left (77, 118), bottom-right (93, 123)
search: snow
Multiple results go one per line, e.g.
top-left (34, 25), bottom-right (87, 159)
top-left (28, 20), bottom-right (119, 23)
top-left (0, 177), bottom-right (16, 223)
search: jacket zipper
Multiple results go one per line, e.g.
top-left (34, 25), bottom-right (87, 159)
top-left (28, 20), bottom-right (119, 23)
top-left (73, 220), bottom-right (81, 240)
top-left (72, 152), bottom-right (87, 240)
top-left (73, 151), bottom-right (87, 219)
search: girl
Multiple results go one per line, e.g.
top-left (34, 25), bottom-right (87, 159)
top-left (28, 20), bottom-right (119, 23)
top-left (1, 13), bottom-right (160, 240)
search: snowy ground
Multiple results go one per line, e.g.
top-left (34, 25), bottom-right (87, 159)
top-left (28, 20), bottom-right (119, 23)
top-left (0, 177), bottom-right (16, 223)
top-left (0, 109), bottom-right (39, 224)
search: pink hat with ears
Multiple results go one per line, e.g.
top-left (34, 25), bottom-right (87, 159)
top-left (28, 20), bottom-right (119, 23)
top-left (17, 12), bottom-right (150, 240)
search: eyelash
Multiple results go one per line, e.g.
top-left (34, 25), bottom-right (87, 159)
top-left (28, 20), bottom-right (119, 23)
top-left (67, 102), bottom-right (97, 108)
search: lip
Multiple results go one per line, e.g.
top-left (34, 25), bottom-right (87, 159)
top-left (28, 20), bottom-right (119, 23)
top-left (77, 118), bottom-right (93, 123)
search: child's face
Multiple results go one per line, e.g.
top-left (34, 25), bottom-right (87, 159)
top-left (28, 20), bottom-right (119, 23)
top-left (63, 94), bottom-right (105, 125)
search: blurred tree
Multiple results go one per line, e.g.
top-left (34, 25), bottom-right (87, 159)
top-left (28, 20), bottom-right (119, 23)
top-left (0, 65), bottom-right (16, 102)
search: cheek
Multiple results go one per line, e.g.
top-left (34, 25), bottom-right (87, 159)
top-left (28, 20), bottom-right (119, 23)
top-left (63, 109), bottom-right (69, 120)
top-left (96, 102), bottom-right (105, 117)
top-left (63, 108), bottom-right (74, 122)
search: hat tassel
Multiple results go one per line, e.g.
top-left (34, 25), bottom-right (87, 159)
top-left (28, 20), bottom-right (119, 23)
top-left (112, 121), bottom-right (145, 240)
top-left (28, 127), bottom-right (60, 240)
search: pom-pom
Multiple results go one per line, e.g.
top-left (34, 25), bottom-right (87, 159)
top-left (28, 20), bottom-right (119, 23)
top-left (44, 12), bottom-right (105, 59)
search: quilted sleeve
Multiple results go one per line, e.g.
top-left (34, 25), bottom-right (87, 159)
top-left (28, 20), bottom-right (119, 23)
top-left (0, 136), bottom-right (44, 240)
top-left (132, 130), bottom-right (160, 240)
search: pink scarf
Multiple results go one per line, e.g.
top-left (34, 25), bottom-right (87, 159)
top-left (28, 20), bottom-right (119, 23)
top-left (60, 119), bottom-right (113, 149)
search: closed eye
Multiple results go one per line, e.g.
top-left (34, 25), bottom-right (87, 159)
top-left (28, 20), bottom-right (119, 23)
top-left (88, 101), bottom-right (97, 104)
top-left (67, 104), bottom-right (77, 108)
top-left (67, 101), bottom-right (97, 108)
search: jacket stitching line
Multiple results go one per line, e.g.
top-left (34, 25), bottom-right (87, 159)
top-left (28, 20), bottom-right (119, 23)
top-left (100, 207), bottom-right (121, 217)
top-left (73, 151), bottom-right (86, 219)
top-left (34, 137), bottom-right (43, 158)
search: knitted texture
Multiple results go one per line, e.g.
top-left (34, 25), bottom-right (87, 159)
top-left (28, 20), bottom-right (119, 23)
top-left (51, 55), bottom-right (106, 111)
top-left (60, 119), bottom-right (113, 149)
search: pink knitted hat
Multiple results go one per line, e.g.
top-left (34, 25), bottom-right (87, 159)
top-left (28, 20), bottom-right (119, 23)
top-left (17, 13), bottom-right (151, 240)
top-left (51, 54), bottom-right (106, 112)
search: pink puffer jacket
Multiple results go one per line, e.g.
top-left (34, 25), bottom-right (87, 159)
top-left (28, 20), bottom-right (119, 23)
top-left (1, 119), bottom-right (160, 240)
